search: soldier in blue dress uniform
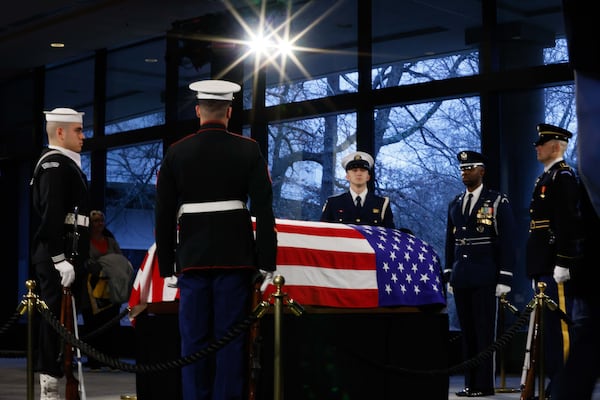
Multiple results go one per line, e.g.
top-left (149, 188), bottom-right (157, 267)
top-left (551, 3), bottom-right (600, 397)
top-left (155, 80), bottom-right (277, 400)
top-left (320, 151), bottom-right (395, 228)
top-left (444, 150), bottom-right (516, 397)
top-left (526, 123), bottom-right (582, 396)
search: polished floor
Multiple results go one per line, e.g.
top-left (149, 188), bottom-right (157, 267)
top-left (1, 357), bottom-right (599, 399)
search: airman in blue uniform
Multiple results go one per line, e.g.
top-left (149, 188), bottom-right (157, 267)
top-left (444, 150), bottom-right (516, 397)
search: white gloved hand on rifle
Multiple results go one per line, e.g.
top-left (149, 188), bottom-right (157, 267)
top-left (495, 283), bottom-right (511, 297)
top-left (259, 269), bottom-right (274, 293)
top-left (54, 260), bottom-right (75, 287)
top-left (553, 266), bottom-right (571, 284)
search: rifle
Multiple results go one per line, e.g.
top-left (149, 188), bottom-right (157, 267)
top-left (60, 205), bottom-right (82, 400)
top-left (520, 302), bottom-right (540, 400)
top-left (61, 287), bottom-right (80, 400)
top-left (248, 276), bottom-right (264, 400)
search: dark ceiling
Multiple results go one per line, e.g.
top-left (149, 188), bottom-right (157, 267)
top-left (1, 0), bottom-right (565, 81)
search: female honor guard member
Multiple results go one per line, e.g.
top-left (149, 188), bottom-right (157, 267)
top-left (30, 107), bottom-right (90, 400)
top-left (155, 79), bottom-right (277, 400)
top-left (444, 150), bottom-right (516, 397)
top-left (320, 151), bottom-right (395, 228)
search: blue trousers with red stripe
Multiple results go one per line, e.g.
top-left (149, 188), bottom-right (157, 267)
top-left (178, 270), bottom-right (253, 400)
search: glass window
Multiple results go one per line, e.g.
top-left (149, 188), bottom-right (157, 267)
top-left (105, 141), bottom-right (162, 256)
top-left (544, 84), bottom-right (577, 163)
top-left (268, 113), bottom-right (357, 220)
top-left (45, 58), bottom-right (95, 138)
top-left (373, 53), bottom-right (479, 89)
top-left (244, 0), bottom-right (358, 107)
top-left (376, 97), bottom-right (481, 252)
top-left (373, 0), bottom-right (481, 79)
top-left (106, 38), bottom-right (167, 132)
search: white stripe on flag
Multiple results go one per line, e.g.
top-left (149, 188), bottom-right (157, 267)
top-left (273, 265), bottom-right (378, 290)
top-left (277, 231), bottom-right (374, 253)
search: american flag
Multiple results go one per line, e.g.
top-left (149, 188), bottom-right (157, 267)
top-left (128, 219), bottom-right (445, 313)
top-left (262, 219), bottom-right (446, 308)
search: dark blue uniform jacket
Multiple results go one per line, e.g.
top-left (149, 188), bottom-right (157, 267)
top-left (444, 186), bottom-right (516, 288)
top-left (320, 191), bottom-right (395, 228)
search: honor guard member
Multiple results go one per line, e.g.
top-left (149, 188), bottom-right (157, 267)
top-left (526, 123), bottom-right (582, 394)
top-left (155, 79), bottom-right (277, 400)
top-left (444, 150), bottom-right (516, 397)
top-left (30, 107), bottom-right (90, 400)
top-left (320, 151), bottom-right (395, 228)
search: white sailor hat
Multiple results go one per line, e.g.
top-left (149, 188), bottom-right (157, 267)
top-left (341, 151), bottom-right (374, 171)
top-left (44, 108), bottom-right (84, 123)
top-left (189, 79), bottom-right (241, 101)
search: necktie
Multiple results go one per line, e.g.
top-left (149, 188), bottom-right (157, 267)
top-left (356, 196), bottom-right (362, 209)
top-left (463, 193), bottom-right (473, 219)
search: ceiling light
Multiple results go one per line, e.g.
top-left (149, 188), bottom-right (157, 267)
top-left (50, 43), bottom-right (65, 48)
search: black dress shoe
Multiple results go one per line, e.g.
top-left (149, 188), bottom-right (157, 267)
top-left (467, 389), bottom-right (495, 397)
top-left (455, 389), bottom-right (470, 397)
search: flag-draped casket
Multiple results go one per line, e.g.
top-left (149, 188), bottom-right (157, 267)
top-left (128, 218), bottom-right (446, 312)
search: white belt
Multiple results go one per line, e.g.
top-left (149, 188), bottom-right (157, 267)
top-left (64, 213), bottom-right (89, 227)
top-left (177, 200), bottom-right (246, 220)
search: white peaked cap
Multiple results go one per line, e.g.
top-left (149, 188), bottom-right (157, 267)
top-left (341, 151), bottom-right (374, 170)
top-left (189, 79), bottom-right (241, 101)
top-left (44, 108), bottom-right (84, 123)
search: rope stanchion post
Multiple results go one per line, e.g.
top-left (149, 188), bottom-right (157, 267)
top-left (496, 293), bottom-right (521, 393)
top-left (272, 275), bottom-right (285, 400)
top-left (267, 274), bottom-right (304, 400)
top-left (520, 281), bottom-right (562, 400)
top-left (16, 280), bottom-right (39, 400)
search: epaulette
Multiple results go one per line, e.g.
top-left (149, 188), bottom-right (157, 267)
top-left (552, 161), bottom-right (575, 181)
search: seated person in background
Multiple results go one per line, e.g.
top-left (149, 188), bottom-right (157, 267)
top-left (81, 210), bottom-right (127, 371)
top-left (320, 151), bottom-right (395, 228)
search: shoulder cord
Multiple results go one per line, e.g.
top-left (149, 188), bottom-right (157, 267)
top-left (492, 194), bottom-right (502, 236)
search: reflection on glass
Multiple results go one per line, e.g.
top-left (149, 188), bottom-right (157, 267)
top-left (105, 142), bottom-right (162, 252)
top-left (106, 38), bottom-right (166, 133)
top-left (45, 58), bottom-right (95, 138)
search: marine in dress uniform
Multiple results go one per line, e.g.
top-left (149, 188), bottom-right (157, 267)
top-left (526, 123), bottom-right (582, 395)
top-left (320, 151), bottom-right (395, 228)
top-left (155, 80), bottom-right (277, 400)
top-left (444, 151), bottom-right (516, 397)
top-left (30, 108), bottom-right (90, 400)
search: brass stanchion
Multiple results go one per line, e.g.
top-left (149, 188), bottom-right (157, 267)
top-left (265, 275), bottom-right (304, 400)
top-left (520, 282), bottom-right (566, 400)
top-left (16, 280), bottom-right (39, 400)
top-left (496, 293), bottom-right (521, 393)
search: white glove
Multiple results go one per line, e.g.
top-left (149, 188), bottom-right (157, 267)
top-left (165, 275), bottom-right (178, 288)
top-left (259, 269), bottom-right (274, 293)
top-left (54, 260), bottom-right (75, 287)
top-left (553, 266), bottom-right (571, 284)
top-left (446, 283), bottom-right (454, 295)
top-left (495, 284), bottom-right (511, 297)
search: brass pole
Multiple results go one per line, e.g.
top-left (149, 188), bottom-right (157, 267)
top-left (272, 275), bottom-right (285, 400)
top-left (538, 282), bottom-right (546, 400)
top-left (18, 280), bottom-right (37, 400)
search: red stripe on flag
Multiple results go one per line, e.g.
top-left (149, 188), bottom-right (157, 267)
top-left (277, 246), bottom-right (374, 270)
